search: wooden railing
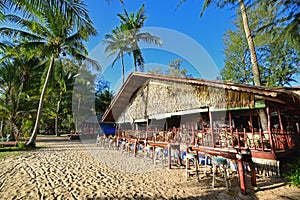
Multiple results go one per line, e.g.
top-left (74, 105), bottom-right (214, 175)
top-left (115, 126), bottom-right (298, 153)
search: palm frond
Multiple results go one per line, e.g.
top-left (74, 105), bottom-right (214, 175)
top-left (5, 14), bottom-right (50, 37)
top-left (11, 0), bottom-right (96, 33)
top-left (0, 27), bottom-right (44, 41)
top-left (136, 32), bottom-right (163, 46)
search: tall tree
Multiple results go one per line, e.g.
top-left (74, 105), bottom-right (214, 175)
top-left (0, 45), bottom-right (41, 141)
top-left (3, 0), bottom-right (94, 31)
top-left (177, 0), bottom-right (268, 130)
top-left (44, 58), bottom-right (80, 136)
top-left (117, 4), bottom-right (162, 72)
top-left (0, 1), bottom-right (98, 146)
top-left (220, 4), bottom-right (300, 86)
top-left (103, 26), bottom-right (130, 84)
top-left (201, 0), bottom-right (267, 131)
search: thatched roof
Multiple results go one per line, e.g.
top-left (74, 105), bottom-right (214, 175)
top-left (102, 72), bottom-right (300, 122)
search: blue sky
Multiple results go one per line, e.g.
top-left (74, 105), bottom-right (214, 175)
top-left (84, 0), bottom-right (238, 91)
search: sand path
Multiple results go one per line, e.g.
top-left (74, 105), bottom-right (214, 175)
top-left (0, 135), bottom-right (299, 200)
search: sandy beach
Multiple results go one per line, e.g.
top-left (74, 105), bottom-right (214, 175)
top-left (0, 135), bottom-right (299, 200)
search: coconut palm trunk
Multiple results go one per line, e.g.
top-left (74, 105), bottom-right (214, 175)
top-left (239, 0), bottom-right (261, 86)
top-left (0, 118), bottom-right (4, 138)
top-left (26, 56), bottom-right (55, 146)
top-left (121, 52), bottom-right (125, 83)
top-left (239, 0), bottom-right (268, 132)
top-left (55, 95), bottom-right (62, 136)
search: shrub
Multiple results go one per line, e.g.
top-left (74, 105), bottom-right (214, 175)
top-left (284, 159), bottom-right (300, 187)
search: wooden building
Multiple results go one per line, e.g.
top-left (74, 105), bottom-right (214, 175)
top-left (102, 72), bottom-right (300, 172)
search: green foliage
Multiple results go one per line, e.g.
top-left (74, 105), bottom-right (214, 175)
top-left (220, 4), bottom-right (300, 86)
top-left (103, 3), bottom-right (162, 81)
top-left (21, 120), bottom-right (33, 138)
top-left (147, 59), bottom-right (192, 78)
top-left (95, 77), bottom-right (114, 115)
top-left (258, 0), bottom-right (300, 46)
top-left (284, 159), bottom-right (300, 187)
top-left (0, 0), bottom-right (98, 145)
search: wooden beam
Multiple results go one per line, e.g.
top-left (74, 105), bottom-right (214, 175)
top-left (209, 109), bottom-right (215, 147)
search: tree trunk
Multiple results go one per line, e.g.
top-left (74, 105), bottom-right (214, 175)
top-left (0, 118), bottom-right (4, 138)
top-left (55, 95), bottom-right (62, 136)
top-left (74, 93), bottom-right (82, 133)
top-left (121, 53), bottom-right (125, 83)
top-left (9, 121), bottom-right (16, 141)
top-left (133, 51), bottom-right (137, 72)
top-left (239, 0), bottom-right (268, 132)
top-left (26, 56), bottom-right (55, 146)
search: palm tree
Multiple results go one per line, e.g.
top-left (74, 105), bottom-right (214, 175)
top-left (0, 2), bottom-right (98, 146)
top-left (0, 46), bottom-right (39, 141)
top-left (3, 0), bottom-right (94, 30)
top-left (117, 4), bottom-right (162, 72)
top-left (103, 26), bottom-right (131, 83)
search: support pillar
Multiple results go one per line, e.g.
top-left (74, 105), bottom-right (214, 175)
top-left (209, 109), bottom-right (215, 147)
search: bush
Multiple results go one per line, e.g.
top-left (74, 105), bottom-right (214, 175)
top-left (284, 159), bottom-right (300, 187)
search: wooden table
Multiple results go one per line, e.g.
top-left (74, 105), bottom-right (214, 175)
top-left (190, 145), bottom-right (256, 195)
top-left (147, 141), bottom-right (181, 169)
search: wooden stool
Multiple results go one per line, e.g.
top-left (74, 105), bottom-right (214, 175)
top-left (186, 153), bottom-right (200, 182)
top-left (103, 137), bottom-right (110, 149)
top-left (212, 156), bottom-right (230, 191)
top-left (198, 153), bottom-right (209, 175)
top-left (108, 138), bottom-right (115, 150)
top-left (96, 135), bottom-right (102, 146)
top-left (154, 147), bottom-right (165, 165)
top-left (144, 145), bottom-right (153, 162)
top-left (120, 141), bottom-right (127, 153)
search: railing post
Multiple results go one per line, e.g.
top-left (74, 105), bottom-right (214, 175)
top-left (260, 129), bottom-right (264, 151)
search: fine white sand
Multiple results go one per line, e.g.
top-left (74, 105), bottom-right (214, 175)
top-left (0, 135), bottom-right (299, 200)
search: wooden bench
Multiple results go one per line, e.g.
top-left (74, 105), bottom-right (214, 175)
top-left (0, 141), bottom-right (19, 147)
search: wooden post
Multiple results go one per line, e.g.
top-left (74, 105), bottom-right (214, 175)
top-left (192, 125), bottom-right (195, 145)
top-left (134, 139), bottom-right (137, 156)
top-left (266, 105), bottom-right (275, 155)
top-left (209, 109), bottom-right (215, 147)
top-left (237, 129), bottom-right (241, 148)
top-left (249, 161), bottom-right (257, 187)
top-left (237, 156), bottom-right (246, 195)
top-left (168, 144), bottom-right (171, 169)
top-left (277, 108), bottom-right (283, 131)
top-left (229, 111), bottom-right (234, 148)
top-left (132, 120), bottom-right (135, 137)
top-left (250, 111), bottom-right (255, 149)
top-left (260, 129), bottom-right (264, 151)
top-left (244, 128), bottom-right (247, 147)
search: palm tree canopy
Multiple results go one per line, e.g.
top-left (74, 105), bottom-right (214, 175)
top-left (103, 26), bottom-right (131, 68)
top-left (0, 3), bottom-right (96, 61)
top-left (116, 4), bottom-right (162, 71)
top-left (3, 0), bottom-right (96, 31)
